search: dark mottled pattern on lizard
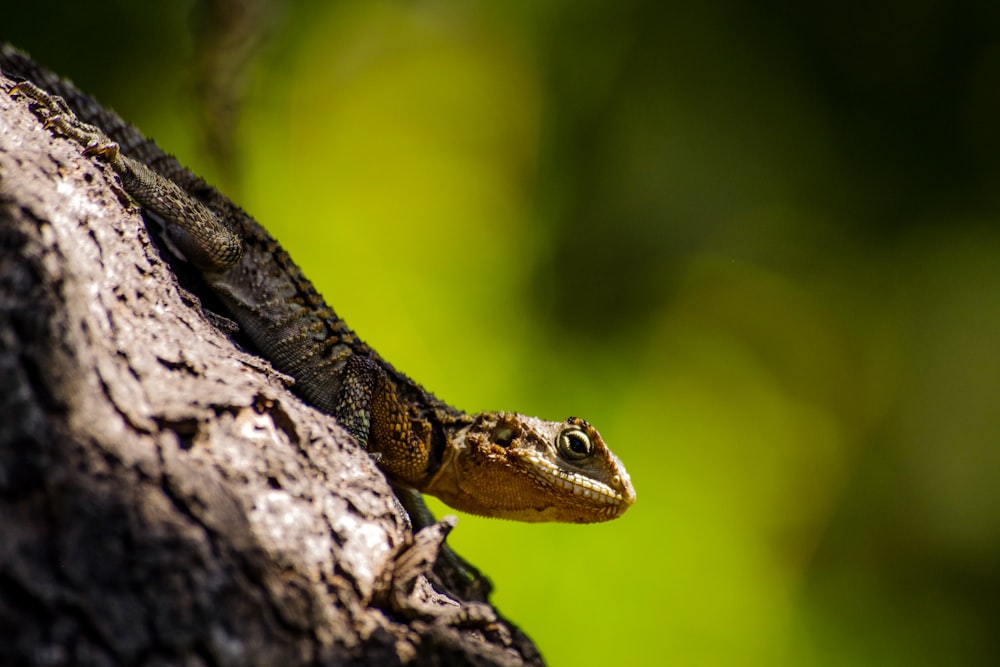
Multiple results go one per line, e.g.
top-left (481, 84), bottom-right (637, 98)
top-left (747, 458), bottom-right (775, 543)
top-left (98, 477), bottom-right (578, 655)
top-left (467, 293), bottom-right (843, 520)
top-left (1, 44), bottom-right (635, 593)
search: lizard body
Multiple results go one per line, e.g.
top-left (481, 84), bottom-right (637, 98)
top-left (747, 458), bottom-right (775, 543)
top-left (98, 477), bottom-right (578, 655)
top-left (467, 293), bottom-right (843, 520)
top-left (1, 44), bottom-right (634, 560)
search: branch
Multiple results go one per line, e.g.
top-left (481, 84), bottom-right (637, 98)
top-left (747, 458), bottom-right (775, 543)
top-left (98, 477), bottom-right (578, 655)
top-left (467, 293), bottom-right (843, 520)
top-left (0, 71), bottom-right (541, 666)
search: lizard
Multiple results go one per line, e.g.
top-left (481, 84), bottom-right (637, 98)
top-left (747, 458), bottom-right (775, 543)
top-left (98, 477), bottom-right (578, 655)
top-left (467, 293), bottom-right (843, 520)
top-left (0, 43), bottom-right (635, 601)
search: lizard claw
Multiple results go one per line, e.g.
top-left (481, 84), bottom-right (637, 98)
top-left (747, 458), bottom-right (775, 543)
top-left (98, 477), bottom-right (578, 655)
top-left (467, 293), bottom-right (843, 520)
top-left (8, 81), bottom-right (32, 98)
top-left (41, 114), bottom-right (62, 130)
top-left (83, 139), bottom-right (120, 160)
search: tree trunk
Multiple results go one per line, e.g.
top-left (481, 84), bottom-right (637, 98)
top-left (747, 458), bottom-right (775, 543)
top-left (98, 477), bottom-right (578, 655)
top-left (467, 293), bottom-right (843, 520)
top-left (0, 71), bottom-right (542, 667)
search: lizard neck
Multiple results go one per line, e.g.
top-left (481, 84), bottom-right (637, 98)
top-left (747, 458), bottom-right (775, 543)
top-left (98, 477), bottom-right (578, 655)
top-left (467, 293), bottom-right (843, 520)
top-left (409, 399), bottom-right (476, 488)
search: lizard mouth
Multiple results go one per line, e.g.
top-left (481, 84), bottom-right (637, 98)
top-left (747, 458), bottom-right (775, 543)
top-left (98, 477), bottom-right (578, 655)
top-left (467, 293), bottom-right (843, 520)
top-left (521, 451), bottom-right (635, 516)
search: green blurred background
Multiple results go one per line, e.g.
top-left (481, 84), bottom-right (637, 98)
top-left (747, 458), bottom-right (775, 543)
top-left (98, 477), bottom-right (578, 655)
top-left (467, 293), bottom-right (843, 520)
top-left (5, 1), bottom-right (1000, 664)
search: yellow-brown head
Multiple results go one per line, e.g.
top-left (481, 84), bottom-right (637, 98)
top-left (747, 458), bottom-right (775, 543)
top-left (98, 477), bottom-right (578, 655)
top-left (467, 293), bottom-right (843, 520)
top-left (422, 412), bottom-right (635, 523)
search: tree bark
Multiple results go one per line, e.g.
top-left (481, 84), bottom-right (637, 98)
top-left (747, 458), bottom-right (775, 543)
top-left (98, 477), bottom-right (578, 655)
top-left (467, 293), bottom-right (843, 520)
top-left (0, 73), bottom-right (542, 667)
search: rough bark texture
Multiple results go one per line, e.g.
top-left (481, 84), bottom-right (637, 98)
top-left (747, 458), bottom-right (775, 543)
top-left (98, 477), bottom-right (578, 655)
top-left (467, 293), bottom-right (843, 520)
top-left (0, 73), bottom-right (542, 667)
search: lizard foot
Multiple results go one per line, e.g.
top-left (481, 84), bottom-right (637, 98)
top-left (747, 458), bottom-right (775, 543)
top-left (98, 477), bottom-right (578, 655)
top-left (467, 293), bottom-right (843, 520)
top-left (10, 80), bottom-right (123, 168)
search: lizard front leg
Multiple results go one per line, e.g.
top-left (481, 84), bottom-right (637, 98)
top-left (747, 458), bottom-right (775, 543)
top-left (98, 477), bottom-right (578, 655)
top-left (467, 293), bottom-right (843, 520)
top-left (334, 355), bottom-right (492, 600)
top-left (333, 354), bottom-right (427, 479)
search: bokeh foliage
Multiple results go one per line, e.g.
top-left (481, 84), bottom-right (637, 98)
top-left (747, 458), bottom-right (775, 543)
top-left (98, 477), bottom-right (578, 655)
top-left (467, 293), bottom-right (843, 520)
top-left (5, 1), bottom-right (999, 664)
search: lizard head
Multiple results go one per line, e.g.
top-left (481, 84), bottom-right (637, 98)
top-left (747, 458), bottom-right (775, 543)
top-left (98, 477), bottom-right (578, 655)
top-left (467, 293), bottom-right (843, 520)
top-left (424, 412), bottom-right (635, 523)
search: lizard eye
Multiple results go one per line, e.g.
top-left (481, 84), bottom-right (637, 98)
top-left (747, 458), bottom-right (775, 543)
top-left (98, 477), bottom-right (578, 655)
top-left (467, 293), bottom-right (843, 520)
top-left (557, 428), bottom-right (593, 461)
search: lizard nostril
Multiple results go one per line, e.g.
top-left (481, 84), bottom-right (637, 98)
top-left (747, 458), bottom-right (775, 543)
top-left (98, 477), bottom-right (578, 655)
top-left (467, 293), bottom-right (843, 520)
top-left (491, 426), bottom-right (516, 447)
